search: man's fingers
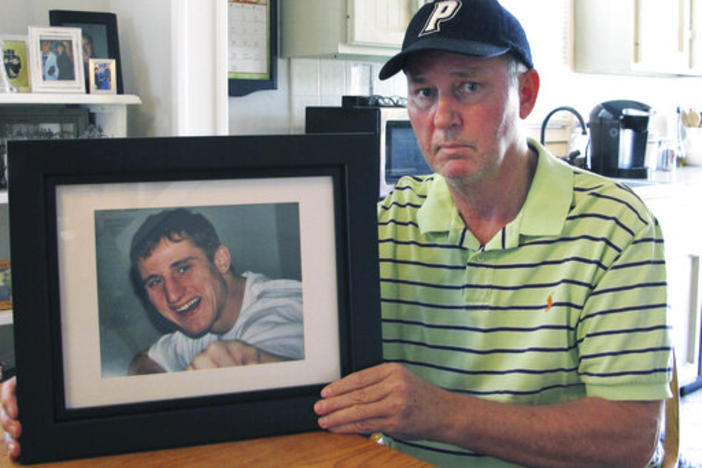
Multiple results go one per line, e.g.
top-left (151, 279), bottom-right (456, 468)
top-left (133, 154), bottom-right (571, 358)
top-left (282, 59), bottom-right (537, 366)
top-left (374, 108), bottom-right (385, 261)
top-left (5, 431), bottom-right (20, 460)
top-left (0, 377), bottom-right (17, 419)
top-left (314, 380), bottom-right (389, 416)
top-left (321, 363), bottom-right (396, 398)
top-left (317, 399), bottom-right (391, 433)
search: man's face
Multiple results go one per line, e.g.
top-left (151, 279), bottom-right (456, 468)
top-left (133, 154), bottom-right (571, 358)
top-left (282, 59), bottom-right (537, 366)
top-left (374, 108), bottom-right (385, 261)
top-left (138, 238), bottom-right (229, 337)
top-left (82, 37), bottom-right (92, 60)
top-left (405, 51), bottom-right (525, 183)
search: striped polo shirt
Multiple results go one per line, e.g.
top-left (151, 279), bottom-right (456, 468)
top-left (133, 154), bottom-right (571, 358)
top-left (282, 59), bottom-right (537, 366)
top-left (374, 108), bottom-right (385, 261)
top-left (378, 139), bottom-right (672, 467)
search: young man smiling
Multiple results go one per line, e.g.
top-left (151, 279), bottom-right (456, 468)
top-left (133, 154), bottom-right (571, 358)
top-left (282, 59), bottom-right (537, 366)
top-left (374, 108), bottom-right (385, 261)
top-left (125, 208), bottom-right (305, 373)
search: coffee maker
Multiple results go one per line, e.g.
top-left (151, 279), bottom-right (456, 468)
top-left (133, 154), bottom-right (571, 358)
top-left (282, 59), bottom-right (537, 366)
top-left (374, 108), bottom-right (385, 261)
top-left (589, 100), bottom-right (651, 179)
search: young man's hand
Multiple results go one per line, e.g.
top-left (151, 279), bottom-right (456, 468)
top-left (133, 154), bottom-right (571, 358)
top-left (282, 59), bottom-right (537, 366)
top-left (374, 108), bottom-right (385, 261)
top-left (188, 341), bottom-right (285, 369)
top-left (1, 376), bottom-right (20, 461)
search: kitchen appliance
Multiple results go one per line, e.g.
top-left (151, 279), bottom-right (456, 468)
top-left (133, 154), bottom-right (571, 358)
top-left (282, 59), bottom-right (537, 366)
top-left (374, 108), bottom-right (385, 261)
top-left (306, 96), bottom-right (429, 198)
top-left (589, 100), bottom-right (651, 178)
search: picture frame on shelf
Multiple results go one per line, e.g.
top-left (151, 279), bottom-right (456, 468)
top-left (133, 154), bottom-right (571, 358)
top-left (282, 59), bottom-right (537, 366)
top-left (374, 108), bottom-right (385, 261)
top-left (1, 105), bottom-right (91, 188)
top-left (49, 10), bottom-right (124, 94)
top-left (0, 260), bottom-right (10, 311)
top-left (27, 26), bottom-right (85, 94)
top-left (88, 58), bottom-right (116, 94)
top-left (1, 35), bottom-right (31, 92)
top-left (8, 133), bottom-right (381, 463)
top-left (0, 105), bottom-right (90, 140)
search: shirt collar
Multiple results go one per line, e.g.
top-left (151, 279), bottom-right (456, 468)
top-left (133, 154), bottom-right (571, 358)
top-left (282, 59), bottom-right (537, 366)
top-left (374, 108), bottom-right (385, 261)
top-left (417, 138), bottom-right (573, 246)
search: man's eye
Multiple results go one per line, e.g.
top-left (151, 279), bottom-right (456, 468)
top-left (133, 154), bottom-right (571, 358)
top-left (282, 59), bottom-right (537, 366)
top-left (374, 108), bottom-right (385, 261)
top-left (145, 278), bottom-right (162, 289)
top-left (175, 264), bottom-right (190, 275)
top-left (417, 88), bottom-right (434, 98)
top-left (460, 82), bottom-right (479, 94)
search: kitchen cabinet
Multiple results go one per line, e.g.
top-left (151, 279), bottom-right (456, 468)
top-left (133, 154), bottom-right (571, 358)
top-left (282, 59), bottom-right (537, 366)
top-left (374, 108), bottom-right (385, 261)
top-left (633, 169), bottom-right (702, 394)
top-left (281, 0), bottom-right (426, 59)
top-left (574, 0), bottom-right (702, 76)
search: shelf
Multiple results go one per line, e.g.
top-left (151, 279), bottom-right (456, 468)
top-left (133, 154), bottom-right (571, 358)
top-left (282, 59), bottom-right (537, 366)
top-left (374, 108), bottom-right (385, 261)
top-left (0, 310), bottom-right (12, 326)
top-left (0, 93), bottom-right (142, 106)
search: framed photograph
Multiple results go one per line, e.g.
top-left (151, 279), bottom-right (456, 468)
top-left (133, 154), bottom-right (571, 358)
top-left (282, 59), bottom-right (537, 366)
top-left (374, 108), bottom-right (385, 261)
top-left (27, 26), bottom-right (85, 94)
top-left (228, 0), bottom-right (277, 96)
top-left (88, 58), bottom-right (116, 94)
top-left (1, 105), bottom-right (90, 187)
top-left (0, 260), bottom-right (10, 310)
top-left (8, 133), bottom-right (381, 463)
top-left (50, 10), bottom-right (124, 94)
top-left (1, 35), bottom-right (30, 92)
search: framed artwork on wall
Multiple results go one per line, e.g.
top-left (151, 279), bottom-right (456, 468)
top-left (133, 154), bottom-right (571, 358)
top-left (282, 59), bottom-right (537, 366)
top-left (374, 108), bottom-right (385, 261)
top-left (49, 10), bottom-right (124, 94)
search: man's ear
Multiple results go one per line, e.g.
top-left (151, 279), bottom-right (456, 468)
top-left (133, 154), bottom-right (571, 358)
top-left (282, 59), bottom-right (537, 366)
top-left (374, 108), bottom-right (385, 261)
top-left (213, 245), bottom-right (232, 274)
top-left (518, 68), bottom-right (540, 119)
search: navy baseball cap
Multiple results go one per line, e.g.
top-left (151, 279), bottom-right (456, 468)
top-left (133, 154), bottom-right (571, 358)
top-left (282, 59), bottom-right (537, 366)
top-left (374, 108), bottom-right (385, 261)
top-left (379, 0), bottom-right (533, 80)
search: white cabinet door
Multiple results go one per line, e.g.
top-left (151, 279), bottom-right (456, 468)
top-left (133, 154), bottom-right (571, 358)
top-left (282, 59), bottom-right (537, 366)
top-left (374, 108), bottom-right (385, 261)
top-left (347, 0), bottom-right (417, 47)
top-left (574, 0), bottom-right (702, 75)
top-left (282, 0), bottom-right (424, 58)
top-left (633, 0), bottom-right (688, 73)
top-left (689, 0), bottom-right (702, 70)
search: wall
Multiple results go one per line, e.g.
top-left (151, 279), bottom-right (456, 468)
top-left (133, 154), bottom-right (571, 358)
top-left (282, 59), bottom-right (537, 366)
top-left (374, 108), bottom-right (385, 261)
top-left (229, 0), bottom-right (702, 144)
top-left (0, 0), bottom-right (173, 137)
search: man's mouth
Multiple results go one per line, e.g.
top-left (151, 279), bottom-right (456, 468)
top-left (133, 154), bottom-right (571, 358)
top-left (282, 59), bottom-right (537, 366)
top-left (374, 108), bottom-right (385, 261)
top-left (174, 297), bottom-right (201, 315)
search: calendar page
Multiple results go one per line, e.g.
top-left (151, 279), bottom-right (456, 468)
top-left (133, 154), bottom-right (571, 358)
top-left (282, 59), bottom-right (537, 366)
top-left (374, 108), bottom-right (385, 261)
top-left (228, 0), bottom-right (269, 79)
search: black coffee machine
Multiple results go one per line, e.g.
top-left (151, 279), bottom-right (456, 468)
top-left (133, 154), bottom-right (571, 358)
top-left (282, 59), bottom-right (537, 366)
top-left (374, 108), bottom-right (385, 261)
top-left (589, 100), bottom-right (651, 179)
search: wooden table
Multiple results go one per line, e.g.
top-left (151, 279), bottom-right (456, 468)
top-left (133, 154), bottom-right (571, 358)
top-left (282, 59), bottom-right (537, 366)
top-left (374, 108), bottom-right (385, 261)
top-left (0, 429), bottom-right (432, 467)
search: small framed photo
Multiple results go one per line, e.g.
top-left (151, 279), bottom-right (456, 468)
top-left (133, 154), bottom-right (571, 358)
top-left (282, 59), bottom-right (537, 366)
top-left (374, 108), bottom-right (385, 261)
top-left (88, 58), bottom-right (116, 94)
top-left (50, 10), bottom-right (124, 94)
top-left (0, 260), bottom-right (10, 311)
top-left (27, 26), bottom-right (85, 94)
top-left (8, 133), bottom-right (382, 463)
top-left (1, 35), bottom-right (31, 92)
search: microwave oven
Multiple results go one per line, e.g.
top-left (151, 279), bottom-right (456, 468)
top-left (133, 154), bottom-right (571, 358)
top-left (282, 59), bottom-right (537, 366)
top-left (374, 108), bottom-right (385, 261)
top-left (305, 104), bottom-right (430, 198)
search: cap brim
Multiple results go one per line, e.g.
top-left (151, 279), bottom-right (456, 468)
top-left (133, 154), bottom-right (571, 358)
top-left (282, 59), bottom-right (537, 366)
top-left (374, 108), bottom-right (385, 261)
top-left (378, 38), bottom-right (509, 80)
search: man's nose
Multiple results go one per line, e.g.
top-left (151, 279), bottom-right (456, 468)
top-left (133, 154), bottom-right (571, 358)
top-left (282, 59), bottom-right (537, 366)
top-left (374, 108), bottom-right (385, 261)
top-left (433, 94), bottom-right (461, 129)
top-left (163, 278), bottom-right (184, 304)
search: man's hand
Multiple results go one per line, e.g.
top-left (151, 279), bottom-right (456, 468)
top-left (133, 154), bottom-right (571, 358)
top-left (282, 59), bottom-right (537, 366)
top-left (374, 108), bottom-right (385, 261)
top-left (188, 341), bottom-right (286, 370)
top-left (313, 363), bottom-right (451, 441)
top-left (1, 377), bottom-right (20, 461)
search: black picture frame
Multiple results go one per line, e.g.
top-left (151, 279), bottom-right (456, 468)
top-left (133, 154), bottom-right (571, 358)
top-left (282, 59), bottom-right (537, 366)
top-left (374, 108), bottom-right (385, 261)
top-left (228, 0), bottom-right (278, 96)
top-left (49, 10), bottom-right (124, 94)
top-left (8, 133), bottom-right (381, 464)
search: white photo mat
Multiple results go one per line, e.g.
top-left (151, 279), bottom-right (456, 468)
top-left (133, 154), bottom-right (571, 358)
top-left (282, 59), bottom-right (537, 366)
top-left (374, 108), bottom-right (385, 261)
top-left (57, 176), bottom-right (341, 409)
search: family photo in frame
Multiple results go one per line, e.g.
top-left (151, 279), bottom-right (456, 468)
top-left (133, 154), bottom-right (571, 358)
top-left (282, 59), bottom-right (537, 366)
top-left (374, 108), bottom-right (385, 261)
top-left (88, 58), bottom-right (116, 94)
top-left (8, 133), bottom-right (381, 463)
top-left (27, 26), bottom-right (84, 93)
top-left (49, 10), bottom-right (124, 94)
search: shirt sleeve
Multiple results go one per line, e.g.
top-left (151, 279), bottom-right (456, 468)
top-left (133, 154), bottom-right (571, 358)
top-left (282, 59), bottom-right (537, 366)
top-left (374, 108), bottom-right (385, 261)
top-left (576, 211), bottom-right (672, 401)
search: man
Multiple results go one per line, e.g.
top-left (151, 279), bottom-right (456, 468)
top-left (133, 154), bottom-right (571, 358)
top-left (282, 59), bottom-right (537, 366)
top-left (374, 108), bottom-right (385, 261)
top-left (40, 41), bottom-right (58, 81)
top-left (313, 1), bottom-right (671, 467)
top-left (2, 1), bottom-right (672, 465)
top-left (126, 207), bottom-right (304, 373)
